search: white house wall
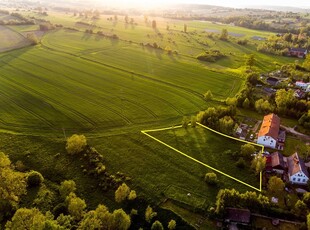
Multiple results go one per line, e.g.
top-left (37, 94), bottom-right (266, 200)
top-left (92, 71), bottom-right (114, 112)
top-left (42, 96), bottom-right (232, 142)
top-left (289, 172), bottom-right (309, 184)
top-left (257, 136), bottom-right (277, 149)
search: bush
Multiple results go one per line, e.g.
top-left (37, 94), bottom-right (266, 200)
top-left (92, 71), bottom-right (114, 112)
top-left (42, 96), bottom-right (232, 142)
top-left (66, 134), bottom-right (87, 155)
top-left (236, 157), bottom-right (246, 168)
top-left (204, 172), bottom-right (218, 185)
top-left (197, 50), bottom-right (226, 62)
top-left (27, 171), bottom-right (44, 187)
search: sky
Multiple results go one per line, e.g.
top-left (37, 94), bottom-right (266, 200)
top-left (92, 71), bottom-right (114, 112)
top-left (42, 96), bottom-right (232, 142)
top-left (98, 0), bottom-right (310, 8)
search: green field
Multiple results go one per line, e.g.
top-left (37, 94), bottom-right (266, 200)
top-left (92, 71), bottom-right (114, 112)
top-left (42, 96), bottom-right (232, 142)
top-left (148, 125), bottom-right (260, 188)
top-left (0, 25), bottom-right (31, 52)
top-left (0, 10), bottom-right (300, 224)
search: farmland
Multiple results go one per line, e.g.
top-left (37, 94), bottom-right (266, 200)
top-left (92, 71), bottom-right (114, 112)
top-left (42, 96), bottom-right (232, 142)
top-left (0, 25), bottom-right (31, 52)
top-left (0, 11), bottom-right (296, 135)
top-left (0, 6), bottom-right (306, 228)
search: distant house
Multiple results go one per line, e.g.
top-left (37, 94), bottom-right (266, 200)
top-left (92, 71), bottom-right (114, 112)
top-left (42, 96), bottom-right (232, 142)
top-left (266, 77), bottom-right (279, 86)
top-left (287, 153), bottom-right (309, 185)
top-left (257, 114), bottom-right (280, 149)
top-left (294, 89), bottom-right (305, 99)
top-left (288, 48), bottom-right (308, 58)
top-left (225, 208), bottom-right (251, 225)
top-left (296, 81), bottom-right (310, 91)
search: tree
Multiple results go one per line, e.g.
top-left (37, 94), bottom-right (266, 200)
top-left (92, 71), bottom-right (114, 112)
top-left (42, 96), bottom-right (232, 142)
top-left (225, 97), bottom-right (237, 107)
top-left (191, 116), bottom-right (197, 127)
top-left (66, 134), bottom-right (87, 155)
top-left (204, 172), bottom-right (218, 185)
top-left (294, 200), bottom-right (308, 216)
top-left (168, 219), bottom-right (176, 230)
top-left (251, 153), bottom-right (266, 175)
top-left (220, 28), bottom-right (228, 41)
top-left (303, 53), bottom-right (310, 70)
top-left (203, 90), bottom-right (213, 101)
top-left (128, 190), bottom-right (137, 200)
top-left (66, 192), bottom-right (87, 220)
top-left (115, 183), bottom-right (131, 203)
top-left (303, 192), bottom-right (310, 208)
top-left (78, 205), bottom-right (110, 230)
top-left (0, 152), bottom-right (27, 204)
top-left (145, 205), bottom-right (157, 223)
top-left (307, 213), bottom-right (310, 230)
top-left (27, 33), bottom-right (39, 45)
top-left (218, 116), bottom-right (235, 134)
top-left (236, 157), bottom-right (246, 169)
top-left (125, 15), bottom-right (129, 23)
top-left (275, 89), bottom-right (295, 114)
top-left (152, 20), bottom-right (157, 29)
top-left (184, 24), bottom-right (187, 33)
top-left (268, 176), bottom-right (285, 196)
top-left (27, 170), bottom-right (44, 187)
top-left (151, 220), bottom-right (164, 230)
top-left (59, 180), bottom-right (76, 198)
top-left (182, 116), bottom-right (189, 129)
top-left (241, 144), bottom-right (256, 158)
top-left (245, 54), bottom-right (256, 69)
top-left (242, 98), bottom-right (250, 108)
top-left (111, 209), bottom-right (131, 230)
top-left (5, 208), bottom-right (47, 229)
top-left (255, 99), bottom-right (273, 114)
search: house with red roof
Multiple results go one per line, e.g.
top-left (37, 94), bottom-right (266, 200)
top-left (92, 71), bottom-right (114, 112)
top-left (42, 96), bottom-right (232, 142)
top-left (257, 114), bottom-right (280, 149)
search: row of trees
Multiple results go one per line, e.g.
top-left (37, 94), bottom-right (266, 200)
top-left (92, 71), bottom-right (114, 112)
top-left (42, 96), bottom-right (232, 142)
top-left (257, 33), bottom-right (310, 56)
top-left (196, 105), bottom-right (237, 135)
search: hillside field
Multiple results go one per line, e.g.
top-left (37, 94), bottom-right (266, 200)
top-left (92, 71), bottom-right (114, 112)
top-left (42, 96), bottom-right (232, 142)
top-left (0, 11), bottom-right (301, 225)
top-left (0, 25), bottom-right (31, 52)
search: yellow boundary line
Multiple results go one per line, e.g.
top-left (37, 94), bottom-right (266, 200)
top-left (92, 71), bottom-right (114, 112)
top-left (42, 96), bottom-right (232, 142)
top-left (141, 122), bottom-right (263, 192)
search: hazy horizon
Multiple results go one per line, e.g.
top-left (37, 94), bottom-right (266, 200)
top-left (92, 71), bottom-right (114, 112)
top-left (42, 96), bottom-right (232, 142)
top-left (91, 0), bottom-right (310, 9)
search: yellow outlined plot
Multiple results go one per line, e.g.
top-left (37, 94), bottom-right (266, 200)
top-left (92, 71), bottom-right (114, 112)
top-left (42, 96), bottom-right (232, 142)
top-left (141, 122), bottom-right (263, 192)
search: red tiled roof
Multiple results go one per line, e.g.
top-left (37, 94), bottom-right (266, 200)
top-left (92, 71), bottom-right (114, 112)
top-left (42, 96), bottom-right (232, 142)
top-left (258, 114), bottom-right (280, 140)
top-left (287, 153), bottom-right (309, 177)
top-left (271, 152), bottom-right (285, 169)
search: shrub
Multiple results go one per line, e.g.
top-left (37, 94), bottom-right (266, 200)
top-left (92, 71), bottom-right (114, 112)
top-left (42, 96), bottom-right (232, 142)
top-left (27, 171), bottom-right (44, 187)
top-left (236, 157), bottom-right (246, 168)
top-left (204, 172), bottom-right (218, 185)
top-left (66, 134), bottom-right (87, 155)
top-left (197, 50), bottom-right (226, 62)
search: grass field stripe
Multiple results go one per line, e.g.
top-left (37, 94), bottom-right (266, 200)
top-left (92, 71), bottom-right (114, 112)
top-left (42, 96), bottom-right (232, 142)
top-left (141, 130), bottom-right (261, 192)
top-left (142, 125), bottom-right (183, 133)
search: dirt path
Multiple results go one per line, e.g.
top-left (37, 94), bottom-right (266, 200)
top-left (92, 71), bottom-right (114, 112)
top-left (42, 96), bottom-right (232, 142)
top-left (281, 125), bottom-right (310, 141)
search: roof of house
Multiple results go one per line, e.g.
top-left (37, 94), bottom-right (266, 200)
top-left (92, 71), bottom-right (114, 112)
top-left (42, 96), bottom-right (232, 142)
top-left (271, 152), bottom-right (286, 169)
top-left (258, 114), bottom-right (280, 140)
top-left (225, 208), bottom-right (251, 224)
top-left (290, 48), bottom-right (307, 53)
top-left (267, 77), bottom-right (279, 82)
top-left (287, 153), bottom-right (309, 178)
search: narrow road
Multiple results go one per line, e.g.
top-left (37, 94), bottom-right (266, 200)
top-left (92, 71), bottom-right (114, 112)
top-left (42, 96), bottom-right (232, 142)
top-left (280, 125), bottom-right (310, 141)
